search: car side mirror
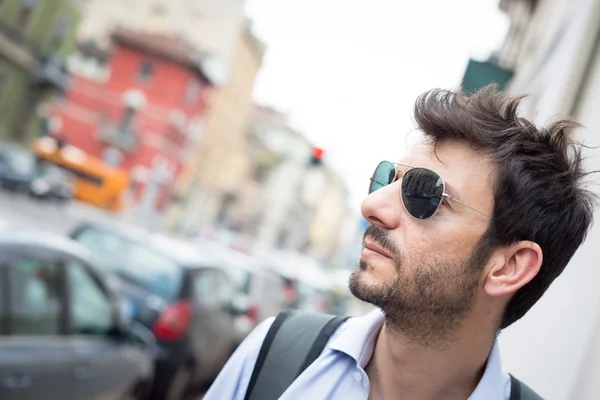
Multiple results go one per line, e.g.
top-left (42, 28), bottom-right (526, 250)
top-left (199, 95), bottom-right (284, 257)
top-left (122, 321), bottom-right (157, 348)
top-left (107, 295), bottom-right (156, 348)
top-left (110, 299), bottom-right (156, 347)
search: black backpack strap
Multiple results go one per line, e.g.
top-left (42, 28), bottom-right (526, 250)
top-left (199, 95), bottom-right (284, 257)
top-left (244, 310), bottom-right (349, 400)
top-left (510, 374), bottom-right (544, 400)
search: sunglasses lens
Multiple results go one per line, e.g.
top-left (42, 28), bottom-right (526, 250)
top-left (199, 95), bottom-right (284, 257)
top-left (401, 168), bottom-right (444, 219)
top-left (369, 161), bottom-right (396, 194)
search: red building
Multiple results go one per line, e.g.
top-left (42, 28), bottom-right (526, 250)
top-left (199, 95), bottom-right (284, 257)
top-left (49, 28), bottom-right (215, 211)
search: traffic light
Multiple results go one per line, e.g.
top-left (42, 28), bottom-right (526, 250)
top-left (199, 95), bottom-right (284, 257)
top-left (310, 146), bottom-right (324, 166)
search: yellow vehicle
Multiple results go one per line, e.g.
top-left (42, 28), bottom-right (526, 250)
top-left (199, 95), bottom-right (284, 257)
top-left (32, 137), bottom-right (129, 212)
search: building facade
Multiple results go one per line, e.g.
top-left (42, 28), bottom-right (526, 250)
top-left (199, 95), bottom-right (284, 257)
top-left (483, 1), bottom-right (600, 399)
top-left (49, 28), bottom-right (214, 217)
top-left (0, 0), bottom-right (79, 144)
top-left (72, 0), bottom-right (246, 84)
top-left (167, 26), bottom-right (265, 233)
top-left (203, 105), bottom-right (360, 267)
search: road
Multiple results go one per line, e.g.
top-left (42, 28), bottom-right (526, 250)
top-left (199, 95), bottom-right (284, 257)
top-left (0, 190), bottom-right (150, 235)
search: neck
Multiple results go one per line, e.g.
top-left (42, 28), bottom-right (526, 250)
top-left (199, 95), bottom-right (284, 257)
top-left (366, 310), bottom-right (497, 400)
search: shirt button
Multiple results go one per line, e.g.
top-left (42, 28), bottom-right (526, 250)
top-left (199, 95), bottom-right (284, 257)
top-left (353, 371), bottom-right (363, 382)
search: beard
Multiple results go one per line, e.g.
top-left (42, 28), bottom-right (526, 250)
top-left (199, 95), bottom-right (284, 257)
top-left (349, 225), bottom-right (485, 348)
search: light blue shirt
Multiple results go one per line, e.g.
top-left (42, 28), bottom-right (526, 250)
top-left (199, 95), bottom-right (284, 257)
top-left (204, 309), bottom-right (511, 399)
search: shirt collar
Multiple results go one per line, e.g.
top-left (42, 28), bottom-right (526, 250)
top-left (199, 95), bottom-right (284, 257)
top-left (329, 308), bottom-right (385, 367)
top-left (328, 308), bottom-right (509, 400)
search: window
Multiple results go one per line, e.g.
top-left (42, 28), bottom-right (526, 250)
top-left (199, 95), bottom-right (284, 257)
top-left (229, 268), bottom-right (252, 295)
top-left (118, 89), bottom-right (146, 139)
top-left (194, 270), bottom-right (229, 310)
top-left (118, 106), bottom-right (136, 133)
top-left (17, 0), bottom-right (39, 33)
top-left (148, 3), bottom-right (166, 31)
top-left (7, 256), bottom-right (62, 335)
top-left (151, 3), bottom-right (166, 16)
top-left (66, 260), bottom-right (112, 335)
top-left (51, 16), bottom-right (70, 50)
top-left (123, 242), bottom-right (182, 299)
top-left (72, 227), bottom-right (182, 300)
top-left (185, 81), bottom-right (201, 105)
top-left (193, 270), bottom-right (214, 307)
top-left (137, 59), bottom-right (155, 83)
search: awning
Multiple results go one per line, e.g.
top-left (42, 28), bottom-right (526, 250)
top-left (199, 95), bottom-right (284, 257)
top-left (461, 59), bottom-right (513, 93)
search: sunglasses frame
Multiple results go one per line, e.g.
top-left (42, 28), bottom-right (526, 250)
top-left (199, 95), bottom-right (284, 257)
top-left (369, 161), bottom-right (492, 220)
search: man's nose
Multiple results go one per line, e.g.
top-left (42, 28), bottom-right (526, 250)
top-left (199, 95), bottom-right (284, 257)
top-left (361, 181), bottom-right (403, 229)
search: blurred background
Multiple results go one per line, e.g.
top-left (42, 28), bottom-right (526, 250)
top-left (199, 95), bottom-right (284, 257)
top-left (0, 0), bottom-right (599, 399)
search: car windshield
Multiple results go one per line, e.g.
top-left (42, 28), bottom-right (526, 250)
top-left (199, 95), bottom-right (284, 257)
top-left (73, 227), bottom-right (182, 300)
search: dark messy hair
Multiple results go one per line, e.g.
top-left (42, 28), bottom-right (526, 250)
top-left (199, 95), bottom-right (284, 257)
top-left (414, 84), bottom-right (597, 329)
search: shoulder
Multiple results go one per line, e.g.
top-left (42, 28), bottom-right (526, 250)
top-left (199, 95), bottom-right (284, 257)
top-left (203, 317), bottom-right (275, 400)
top-left (234, 316), bottom-right (276, 378)
top-left (243, 316), bottom-right (276, 357)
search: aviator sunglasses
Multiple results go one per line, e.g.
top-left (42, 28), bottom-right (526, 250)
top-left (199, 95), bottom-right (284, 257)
top-left (369, 161), bottom-right (492, 220)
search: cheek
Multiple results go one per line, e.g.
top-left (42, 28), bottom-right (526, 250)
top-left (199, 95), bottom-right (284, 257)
top-left (404, 224), bottom-right (481, 265)
top-left (401, 226), bottom-right (434, 266)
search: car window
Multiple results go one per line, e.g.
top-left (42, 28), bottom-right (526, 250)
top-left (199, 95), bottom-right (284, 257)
top-left (123, 242), bottom-right (182, 299)
top-left (214, 271), bottom-right (232, 307)
top-left (72, 227), bottom-right (125, 268)
top-left (193, 269), bottom-right (229, 310)
top-left (254, 272), bottom-right (288, 318)
top-left (193, 270), bottom-right (214, 308)
top-left (66, 260), bottom-right (112, 335)
top-left (224, 265), bottom-right (253, 295)
top-left (73, 227), bottom-right (182, 300)
top-left (7, 256), bottom-right (62, 335)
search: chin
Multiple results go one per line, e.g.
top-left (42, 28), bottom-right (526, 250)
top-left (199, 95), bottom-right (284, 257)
top-left (349, 266), bottom-right (389, 306)
top-left (357, 258), bottom-right (398, 282)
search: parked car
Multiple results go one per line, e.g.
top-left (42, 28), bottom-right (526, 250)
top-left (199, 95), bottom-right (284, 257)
top-left (193, 239), bottom-right (290, 331)
top-left (0, 144), bottom-right (35, 193)
top-left (252, 249), bottom-right (336, 313)
top-left (70, 222), bottom-right (245, 400)
top-left (0, 229), bottom-right (155, 400)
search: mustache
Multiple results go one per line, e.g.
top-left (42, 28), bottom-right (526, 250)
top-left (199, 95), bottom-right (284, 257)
top-left (363, 225), bottom-right (401, 258)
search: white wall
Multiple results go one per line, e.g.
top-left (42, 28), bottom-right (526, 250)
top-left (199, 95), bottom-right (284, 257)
top-left (497, 1), bottom-right (600, 399)
top-left (508, 0), bottom-right (599, 121)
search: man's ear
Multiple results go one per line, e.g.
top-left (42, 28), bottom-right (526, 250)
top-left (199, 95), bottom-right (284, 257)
top-left (483, 241), bottom-right (543, 298)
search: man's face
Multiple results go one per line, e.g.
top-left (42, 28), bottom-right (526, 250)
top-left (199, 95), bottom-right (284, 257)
top-left (349, 139), bottom-right (496, 343)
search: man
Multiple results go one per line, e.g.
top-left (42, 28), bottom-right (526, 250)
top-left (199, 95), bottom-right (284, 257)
top-left (204, 85), bottom-right (596, 399)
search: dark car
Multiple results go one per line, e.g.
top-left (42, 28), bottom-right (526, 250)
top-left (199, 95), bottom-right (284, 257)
top-left (70, 222), bottom-right (245, 400)
top-left (0, 144), bottom-right (35, 193)
top-left (0, 229), bottom-right (155, 400)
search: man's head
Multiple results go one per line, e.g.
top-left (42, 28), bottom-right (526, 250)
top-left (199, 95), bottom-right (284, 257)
top-left (349, 85), bottom-right (596, 344)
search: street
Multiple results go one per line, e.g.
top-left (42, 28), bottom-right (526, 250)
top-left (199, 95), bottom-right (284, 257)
top-left (0, 191), bottom-right (140, 236)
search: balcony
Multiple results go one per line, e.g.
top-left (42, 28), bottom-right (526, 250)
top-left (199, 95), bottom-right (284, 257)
top-left (98, 125), bottom-right (138, 153)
